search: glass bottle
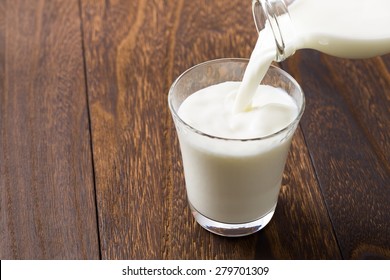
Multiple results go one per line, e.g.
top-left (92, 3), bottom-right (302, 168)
top-left (252, 0), bottom-right (390, 61)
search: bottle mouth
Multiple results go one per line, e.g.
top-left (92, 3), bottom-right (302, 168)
top-left (252, 0), bottom-right (295, 61)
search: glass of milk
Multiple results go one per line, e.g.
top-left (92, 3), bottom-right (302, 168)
top-left (168, 58), bottom-right (305, 237)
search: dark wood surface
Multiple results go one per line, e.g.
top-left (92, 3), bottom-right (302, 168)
top-left (0, 0), bottom-right (389, 260)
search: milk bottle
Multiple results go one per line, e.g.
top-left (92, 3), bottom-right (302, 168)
top-left (235, 0), bottom-right (390, 111)
top-left (252, 0), bottom-right (390, 61)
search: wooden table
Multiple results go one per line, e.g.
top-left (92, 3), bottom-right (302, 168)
top-left (1, 0), bottom-right (389, 260)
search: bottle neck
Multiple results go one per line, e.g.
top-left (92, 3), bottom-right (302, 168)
top-left (252, 0), bottom-right (297, 62)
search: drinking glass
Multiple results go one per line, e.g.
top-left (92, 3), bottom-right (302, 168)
top-left (168, 58), bottom-right (305, 237)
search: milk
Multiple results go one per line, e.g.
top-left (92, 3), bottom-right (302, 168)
top-left (177, 81), bottom-right (299, 223)
top-left (178, 131), bottom-right (292, 223)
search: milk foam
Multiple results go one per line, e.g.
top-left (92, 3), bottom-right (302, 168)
top-left (179, 81), bottom-right (298, 139)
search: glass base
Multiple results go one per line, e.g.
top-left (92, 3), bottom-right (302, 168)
top-left (189, 203), bottom-right (275, 237)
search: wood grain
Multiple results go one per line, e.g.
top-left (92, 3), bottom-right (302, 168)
top-left (80, 0), bottom-right (179, 259)
top-left (0, 0), bottom-right (99, 259)
top-left (282, 51), bottom-right (390, 259)
top-left (1, 0), bottom-right (388, 260)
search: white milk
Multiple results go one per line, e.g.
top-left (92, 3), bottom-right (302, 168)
top-left (177, 82), bottom-right (299, 223)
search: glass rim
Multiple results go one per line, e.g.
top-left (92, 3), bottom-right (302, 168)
top-left (168, 58), bottom-right (305, 142)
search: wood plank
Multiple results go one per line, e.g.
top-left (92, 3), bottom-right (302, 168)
top-left (0, 0), bottom-right (99, 259)
top-left (80, 0), bottom-right (179, 259)
top-left (82, 0), bottom-right (340, 259)
top-left (282, 51), bottom-right (390, 259)
top-left (323, 56), bottom-right (390, 167)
